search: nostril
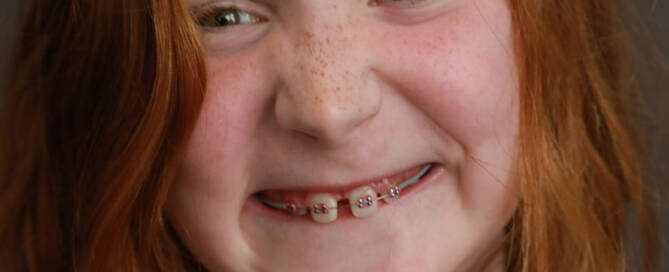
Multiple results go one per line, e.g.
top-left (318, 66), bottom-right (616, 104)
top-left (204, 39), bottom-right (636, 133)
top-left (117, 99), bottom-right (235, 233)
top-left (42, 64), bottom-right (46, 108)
top-left (274, 91), bottom-right (360, 144)
top-left (274, 92), bottom-right (382, 146)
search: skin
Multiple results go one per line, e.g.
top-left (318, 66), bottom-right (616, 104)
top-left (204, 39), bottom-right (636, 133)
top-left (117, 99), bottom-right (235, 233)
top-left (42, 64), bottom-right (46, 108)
top-left (166, 0), bottom-right (520, 271)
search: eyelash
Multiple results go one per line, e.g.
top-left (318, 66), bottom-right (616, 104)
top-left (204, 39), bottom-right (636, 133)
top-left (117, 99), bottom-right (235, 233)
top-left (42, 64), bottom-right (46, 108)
top-left (194, 0), bottom-right (430, 28)
top-left (370, 0), bottom-right (429, 7)
top-left (195, 6), bottom-right (265, 28)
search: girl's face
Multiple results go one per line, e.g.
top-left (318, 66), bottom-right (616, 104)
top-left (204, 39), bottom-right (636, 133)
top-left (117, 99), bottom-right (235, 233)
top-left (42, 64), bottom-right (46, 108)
top-left (168, 0), bottom-right (519, 271)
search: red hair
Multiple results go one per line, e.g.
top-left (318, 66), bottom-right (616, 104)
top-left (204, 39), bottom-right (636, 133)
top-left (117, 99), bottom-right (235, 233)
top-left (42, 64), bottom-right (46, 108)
top-left (0, 0), bottom-right (205, 270)
top-left (506, 0), bottom-right (658, 270)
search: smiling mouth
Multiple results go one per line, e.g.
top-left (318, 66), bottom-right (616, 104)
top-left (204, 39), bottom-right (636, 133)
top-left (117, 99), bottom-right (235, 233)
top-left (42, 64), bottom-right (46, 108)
top-left (255, 163), bottom-right (434, 223)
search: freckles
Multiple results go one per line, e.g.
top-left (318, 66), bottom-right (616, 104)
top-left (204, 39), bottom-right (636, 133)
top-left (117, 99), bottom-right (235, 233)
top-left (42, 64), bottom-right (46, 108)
top-left (290, 23), bottom-right (360, 110)
top-left (313, 95), bottom-right (324, 105)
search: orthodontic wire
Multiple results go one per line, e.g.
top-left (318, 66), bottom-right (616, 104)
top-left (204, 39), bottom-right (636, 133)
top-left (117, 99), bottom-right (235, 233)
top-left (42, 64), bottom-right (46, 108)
top-left (258, 163), bottom-right (433, 213)
top-left (376, 163), bottom-right (431, 201)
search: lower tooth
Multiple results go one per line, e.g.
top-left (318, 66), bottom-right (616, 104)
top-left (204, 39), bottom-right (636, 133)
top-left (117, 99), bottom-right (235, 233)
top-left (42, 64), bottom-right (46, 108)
top-left (309, 193), bottom-right (338, 223)
top-left (346, 186), bottom-right (378, 218)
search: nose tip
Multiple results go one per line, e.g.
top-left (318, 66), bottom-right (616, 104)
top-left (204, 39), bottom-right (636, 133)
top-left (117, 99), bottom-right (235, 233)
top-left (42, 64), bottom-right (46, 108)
top-left (273, 16), bottom-right (382, 147)
top-left (274, 77), bottom-right (381, 146)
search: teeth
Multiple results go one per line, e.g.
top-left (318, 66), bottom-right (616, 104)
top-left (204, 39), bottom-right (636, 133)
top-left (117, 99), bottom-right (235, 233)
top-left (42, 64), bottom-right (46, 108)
top-left (383, 185), bottom-right (401, 204)
top-left (346, 186), bottom-right (378, 218)
top-left (308, 193), bottom-right (338, 223)
top-left (284, 203), bottom-right (307, 216)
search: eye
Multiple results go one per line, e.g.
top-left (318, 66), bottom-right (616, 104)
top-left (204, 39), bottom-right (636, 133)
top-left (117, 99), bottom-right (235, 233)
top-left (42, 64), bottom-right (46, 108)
top-left (190, 3), bottom-right (271, 55)
top-left (369, 0), bottom-right (455, 25)
top-left (370, 0), bottom-right (430, 7)
top-left (195, 7), bottom-right (265, 28)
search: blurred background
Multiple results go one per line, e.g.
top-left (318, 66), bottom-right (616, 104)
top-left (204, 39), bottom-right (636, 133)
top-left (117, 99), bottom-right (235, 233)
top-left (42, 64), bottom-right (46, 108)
top-left (0, 0), bottom-right (666, 270)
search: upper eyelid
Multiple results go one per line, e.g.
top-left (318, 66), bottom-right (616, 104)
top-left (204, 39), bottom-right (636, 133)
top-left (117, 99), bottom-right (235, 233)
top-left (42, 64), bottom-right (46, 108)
top-left (189, 0), bottom-right (438, 18)
top-left (189, 0), bottom-right (272, 17)
top-left (189, 0), bottom-right (452, 30)
top-left (370, 0), bottom-right (433, 7)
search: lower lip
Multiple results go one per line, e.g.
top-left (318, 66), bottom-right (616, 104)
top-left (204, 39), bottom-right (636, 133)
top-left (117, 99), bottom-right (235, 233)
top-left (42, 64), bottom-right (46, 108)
top-left (243, 163), bottom-right (447, 222)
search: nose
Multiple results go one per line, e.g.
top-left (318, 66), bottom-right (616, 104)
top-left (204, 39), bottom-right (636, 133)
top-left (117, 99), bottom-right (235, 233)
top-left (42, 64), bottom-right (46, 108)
top-left (273, 13), bottom-right (381, 147)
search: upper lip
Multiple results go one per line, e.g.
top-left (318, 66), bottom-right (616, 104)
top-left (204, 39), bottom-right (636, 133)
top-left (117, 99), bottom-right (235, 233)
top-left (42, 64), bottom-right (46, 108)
top-left (252, 161), bottom-right (435, 194)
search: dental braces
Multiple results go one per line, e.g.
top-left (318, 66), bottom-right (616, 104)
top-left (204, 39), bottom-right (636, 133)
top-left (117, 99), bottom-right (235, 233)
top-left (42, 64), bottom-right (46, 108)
top-left (258, 164), bottom-right (432, 221)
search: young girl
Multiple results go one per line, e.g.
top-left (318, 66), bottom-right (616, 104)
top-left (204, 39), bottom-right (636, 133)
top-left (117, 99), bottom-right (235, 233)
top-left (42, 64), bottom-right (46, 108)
top-left (0, 0), bottom-right (660, 271)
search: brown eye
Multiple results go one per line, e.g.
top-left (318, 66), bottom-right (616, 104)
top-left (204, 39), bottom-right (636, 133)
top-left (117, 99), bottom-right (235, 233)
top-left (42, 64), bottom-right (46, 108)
top-left (197, 8), bottom-right (264, 28)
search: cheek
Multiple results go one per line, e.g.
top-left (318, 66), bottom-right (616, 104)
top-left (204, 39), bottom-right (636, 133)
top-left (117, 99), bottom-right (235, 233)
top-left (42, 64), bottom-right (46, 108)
top-left (185, 50), bottom-right (275, 172)
top-left (171, 55), bottom-right (276, 222)
top-left (371, 2), bottom-right (519, 212)
top-left (371, 1), bottom-right (517, 150)
top-left (165, 53), bottom-right (278, 270)
top-left (373, 3), bottom-right (517, 145)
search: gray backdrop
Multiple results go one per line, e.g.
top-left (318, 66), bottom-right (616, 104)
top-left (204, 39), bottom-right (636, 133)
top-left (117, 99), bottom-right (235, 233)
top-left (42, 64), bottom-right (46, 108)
top-left (0, 0), bottom-right (666, 270)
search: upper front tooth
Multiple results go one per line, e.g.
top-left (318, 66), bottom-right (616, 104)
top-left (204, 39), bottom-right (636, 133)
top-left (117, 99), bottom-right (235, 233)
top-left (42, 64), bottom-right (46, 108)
top-left (309, 193), bottom-right (338, 223)
top-left (346, 186), bottom-right (378, 218)
top-left (383, 185), bottom-right (401, 203)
